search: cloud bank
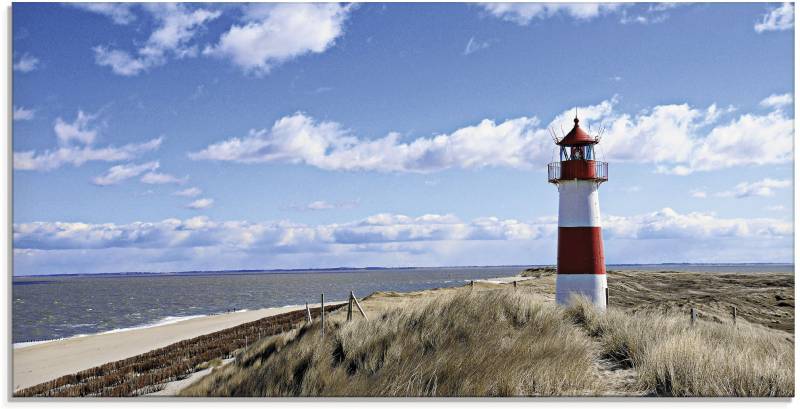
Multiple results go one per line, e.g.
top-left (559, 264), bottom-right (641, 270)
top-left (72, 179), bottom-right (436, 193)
top-left (14, 209), bottom-right (790, 252)
top-left (14, 208), bottom-right (791, 274)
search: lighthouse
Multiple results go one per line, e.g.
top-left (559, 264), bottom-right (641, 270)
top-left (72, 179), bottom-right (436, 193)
top-left (548, 116), bottom-right (608, 309)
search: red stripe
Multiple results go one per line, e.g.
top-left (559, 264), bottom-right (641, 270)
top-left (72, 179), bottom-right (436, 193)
top-left (559, 160), bottom-right (597, 180)
top-left (557, 227), bottom-right (606, 275)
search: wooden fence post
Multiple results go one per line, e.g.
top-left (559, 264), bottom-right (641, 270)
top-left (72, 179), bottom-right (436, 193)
top-left (513, 281), bottom-right (517, 290)
top-left (352, 291), bottom-right (368, 320)
top-left (306, 302), bottom-right (312, 324)
top-left (690, 308), bottom-right (696, 326)
top-left (732, 306), bottom-right (737, 325)
top-left (321, 293), bottom-right (325, 338)
top-left (347, 292), bottom-right (354, 321)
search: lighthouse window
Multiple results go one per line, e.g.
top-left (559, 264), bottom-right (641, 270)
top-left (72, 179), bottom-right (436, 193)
top-left (566, 145), bottom-right (594, 160)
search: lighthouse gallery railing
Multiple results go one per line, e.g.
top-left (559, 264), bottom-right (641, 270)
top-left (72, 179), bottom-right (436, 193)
top-left (548, 160), bottom-right (608, 183)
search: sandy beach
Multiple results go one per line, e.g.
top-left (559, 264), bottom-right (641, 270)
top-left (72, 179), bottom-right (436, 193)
top-left (13, 302), bottom-right (338, 391)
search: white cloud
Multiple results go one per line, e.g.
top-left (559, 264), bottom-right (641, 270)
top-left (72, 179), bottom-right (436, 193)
top-left (189, 112), bottom-right (550, 172)
top-left (72, 3), bottom-right (136, 25)
top-left (204, 3), bottom-right (351, 75)
top-left (463, 37), bottom-right (490, 55)
top-left (715, 178), bottom-right (792, 198)
top-left (174, 187), bottom-right (202, 197)
top-left (13, 208), bottom-right (791, 253)
top-left (760, 93), bottom-right (793, 108)
top-left (755, 3), bottom-right (794, 33)
top-left (92, 161), bottom-right (160, 186)
top-left (94, 4), bottom-right (220, 76)
top-left (766, 205), bottom-right (786, 211)
top-left (14, 138), bottom-right (162, 171)
top-left (186, 198), bottom-right (214, 209)
top-left (481, 3), bottom-right (680, 26)
top-left (603, 208), bottom-right (792, 240)
top-left (13, 53), bottom-right (39, 72)
top-left (480, 3), bottom-right (623, 25)
top-left (141, 171), bottom-right (188, 185)
top-left (674, 110), bottom-right (793, 174)
top-left (93, 47), bottom-right (149, 76)
top-left (190, 95), bottom-right (793, 175)
top-left (15, 109), bottom-right (163, 171)
top-left (13, 106), bottom-right (35, 121)
top-left (54, 111), bottom-right (98, 146)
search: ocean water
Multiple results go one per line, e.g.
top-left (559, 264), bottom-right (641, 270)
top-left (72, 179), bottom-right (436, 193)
top-left (11, 264), bottom-right (793, 344)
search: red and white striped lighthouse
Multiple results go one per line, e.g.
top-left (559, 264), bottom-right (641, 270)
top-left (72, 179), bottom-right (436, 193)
top-left (548, 116), bottom-right (608, 309)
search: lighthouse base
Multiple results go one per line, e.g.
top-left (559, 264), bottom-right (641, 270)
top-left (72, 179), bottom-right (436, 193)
top-left (555, 274), bottom-right (607, 310)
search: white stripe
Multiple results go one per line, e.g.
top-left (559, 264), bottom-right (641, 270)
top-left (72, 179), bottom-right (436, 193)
top-left (558, 179), bottom-right (602, 227)
top-left (555, 274), bottom-right (607, 310)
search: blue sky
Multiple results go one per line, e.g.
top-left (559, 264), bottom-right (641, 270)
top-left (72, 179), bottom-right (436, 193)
top-left (12, 2), bottom-right (795, 275)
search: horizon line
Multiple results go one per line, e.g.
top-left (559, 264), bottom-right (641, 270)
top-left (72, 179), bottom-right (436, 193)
top-left (12, 262), bottom-right (796, 278)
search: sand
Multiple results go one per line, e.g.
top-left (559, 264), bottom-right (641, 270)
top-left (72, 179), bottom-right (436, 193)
top-left (146, 358), bottom-right (234, 396)
top-left (13, 302), bottom-right (338, 391)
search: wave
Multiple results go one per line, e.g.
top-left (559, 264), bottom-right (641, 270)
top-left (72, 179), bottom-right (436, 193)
top-left (14, 314), bottom-right (209, 350)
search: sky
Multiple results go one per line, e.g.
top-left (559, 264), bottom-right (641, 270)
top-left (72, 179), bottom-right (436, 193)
top-left (11, 2), bottom-right (795, 275)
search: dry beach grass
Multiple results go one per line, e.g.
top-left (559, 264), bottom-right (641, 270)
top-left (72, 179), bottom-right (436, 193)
top-left (182, 274), bottom-right (794, 397)
top-left (182, 290), bottom-right (605, 397)
top-left (566, 297), bottom-right (793, 396)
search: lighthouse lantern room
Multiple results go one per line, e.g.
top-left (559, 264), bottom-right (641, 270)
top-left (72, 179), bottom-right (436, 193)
top-left (548, 116), bottom-right (608, 309)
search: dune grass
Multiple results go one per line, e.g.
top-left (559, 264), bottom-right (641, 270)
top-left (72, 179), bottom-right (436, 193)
top-left (182, 289), bottom-right (794, 397)
top-left (566, 297), bottom-right (794, 397)
top-left (181, 290), bottom-right (602, 397)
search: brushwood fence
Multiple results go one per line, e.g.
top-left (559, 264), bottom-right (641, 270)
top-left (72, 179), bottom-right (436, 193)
top-left (15, 303), bottom-right (344, 397)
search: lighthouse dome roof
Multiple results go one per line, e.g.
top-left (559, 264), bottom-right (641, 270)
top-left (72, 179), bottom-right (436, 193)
top-left (557, 117), bottom-right (598, 146)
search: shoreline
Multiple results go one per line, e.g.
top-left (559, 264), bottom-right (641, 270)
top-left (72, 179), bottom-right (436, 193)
top-left (13, 313), bottom-right (215, 350)
top-left (12, 301), bottom-right (342, 391)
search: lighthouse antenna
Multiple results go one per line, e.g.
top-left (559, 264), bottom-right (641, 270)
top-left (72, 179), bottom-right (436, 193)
top-left (548, 127), bottom-right (560, 144)
top-left (596, 125), bottom-right (606, 143)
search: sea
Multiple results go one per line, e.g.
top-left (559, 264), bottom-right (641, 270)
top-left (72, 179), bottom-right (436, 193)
top-left (11, 263), bottom-right (793, 345)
